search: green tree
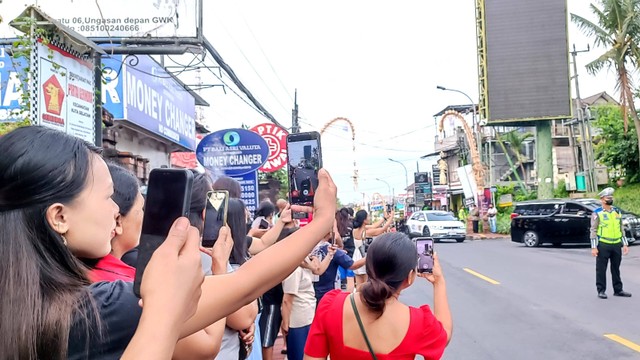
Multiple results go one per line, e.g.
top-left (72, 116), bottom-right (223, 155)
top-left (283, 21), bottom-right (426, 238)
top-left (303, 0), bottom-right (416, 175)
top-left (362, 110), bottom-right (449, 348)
top-left (572, 0), bottom-right (640, 160)
top-left (259, 168), bottom-right (289, 200)
top-left (500, 130), bottom-right (533, 181)
top-left (592, 105), bottom-right (640, 182)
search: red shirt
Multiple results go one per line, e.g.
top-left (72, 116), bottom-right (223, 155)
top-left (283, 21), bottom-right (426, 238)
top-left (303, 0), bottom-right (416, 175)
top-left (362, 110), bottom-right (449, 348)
top-left (89, 254), bottom-right (136, 283)
top-left (304, 290), bottom-right (447, 360)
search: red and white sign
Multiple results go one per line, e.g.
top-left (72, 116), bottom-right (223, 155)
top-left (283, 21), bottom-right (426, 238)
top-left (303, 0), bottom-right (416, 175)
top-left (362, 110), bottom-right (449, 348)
top-left (250, 123), bottom-right (288, 173)
top-left (36, 42), bottom-right (95, 143)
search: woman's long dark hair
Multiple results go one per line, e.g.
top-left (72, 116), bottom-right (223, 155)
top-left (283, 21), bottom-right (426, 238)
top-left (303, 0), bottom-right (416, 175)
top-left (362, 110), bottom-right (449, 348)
top-left (360, 233), bottom-right (417, 316)
top-left (353, 209), bottom-right (368, 229)
top-left (213, 176), bottom-right (241, 199)
top-left (188, 170), bottom-right (212, 234)
top-left (0, 126), bottom-right (101, 359)
top-left (255, 201), bottom-right (276, 218)
top-left (107, 163), bottom-right (141, 216)
top-left (227, 198), bottom-right (249, 265)
top-left (336, 207), bottom-right (352, 237)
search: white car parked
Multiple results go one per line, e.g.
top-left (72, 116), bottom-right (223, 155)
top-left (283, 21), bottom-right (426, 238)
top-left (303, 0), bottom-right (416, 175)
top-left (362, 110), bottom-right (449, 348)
top-left (406, 211), bottom-right (466, 242)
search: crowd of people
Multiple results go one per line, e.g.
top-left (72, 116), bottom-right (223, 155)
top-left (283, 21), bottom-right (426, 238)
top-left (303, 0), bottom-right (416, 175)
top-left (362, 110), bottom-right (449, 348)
top-left (0, 126), bottom-right (452, 360)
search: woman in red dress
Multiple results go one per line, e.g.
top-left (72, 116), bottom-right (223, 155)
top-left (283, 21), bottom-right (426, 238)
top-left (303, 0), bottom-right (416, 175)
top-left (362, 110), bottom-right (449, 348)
top-left (304, 232), bottom-right (452, 360)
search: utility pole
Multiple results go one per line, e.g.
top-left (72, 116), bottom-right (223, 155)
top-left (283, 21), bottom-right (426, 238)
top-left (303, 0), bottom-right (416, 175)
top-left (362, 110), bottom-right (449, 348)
top-left (291, 89), bottom-right (300, 134)
top-left (570, 44), bottom-right (596, 193)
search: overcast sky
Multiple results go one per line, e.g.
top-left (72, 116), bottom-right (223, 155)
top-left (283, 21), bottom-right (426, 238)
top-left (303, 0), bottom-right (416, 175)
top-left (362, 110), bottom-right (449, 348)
top-left (0, 1), bottom-right (621, 203)
top-left (192, 0), bottom-right (617, 203)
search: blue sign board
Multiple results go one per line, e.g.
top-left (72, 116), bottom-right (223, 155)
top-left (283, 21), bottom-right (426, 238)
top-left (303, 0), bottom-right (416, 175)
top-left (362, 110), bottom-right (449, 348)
top-left (232, 172), bottom-right (260, 215)
top-left (102, 55), bottom-right (196, 150)
top-left (196, 128), bottom-right (269, 177)
top-left (0, 46), bottom-right (28, 122)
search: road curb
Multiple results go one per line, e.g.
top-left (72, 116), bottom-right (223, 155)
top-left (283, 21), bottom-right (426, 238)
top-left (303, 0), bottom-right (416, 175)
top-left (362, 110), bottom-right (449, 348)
top-left (466, 235), bottom-right (509, 241)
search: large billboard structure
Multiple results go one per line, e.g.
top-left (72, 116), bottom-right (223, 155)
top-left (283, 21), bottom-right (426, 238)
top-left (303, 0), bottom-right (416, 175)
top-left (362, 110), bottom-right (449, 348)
top-left (0, 0), bottom-right (200, 39)
top-left (477, 0), bottom-right (572, 125)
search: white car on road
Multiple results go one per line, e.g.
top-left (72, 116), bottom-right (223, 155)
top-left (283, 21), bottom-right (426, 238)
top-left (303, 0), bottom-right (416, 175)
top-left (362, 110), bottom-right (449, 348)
top-left (406, 210), bottom-right (466, 242)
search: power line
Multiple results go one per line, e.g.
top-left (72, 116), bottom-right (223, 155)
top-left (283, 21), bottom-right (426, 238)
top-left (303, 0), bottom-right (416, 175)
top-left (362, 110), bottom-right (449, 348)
top-left (202, 59), bottom-right (271, 120)
top-left (239, 14), bottom-right (294, 104)
top-left (300, 120), bottom-right (429, 153)
top-left (213, 15), bottom-right (291, 115)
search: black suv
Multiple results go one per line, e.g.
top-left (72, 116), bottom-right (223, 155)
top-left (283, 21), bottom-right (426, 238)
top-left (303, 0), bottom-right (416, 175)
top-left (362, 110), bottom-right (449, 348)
top-left (510, 199), bottom-right (640, 247)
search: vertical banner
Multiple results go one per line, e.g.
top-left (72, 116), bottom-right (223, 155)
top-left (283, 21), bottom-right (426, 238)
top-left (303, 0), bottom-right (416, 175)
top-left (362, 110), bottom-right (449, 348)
top-left (34, 42), bottom-right (95, 143)
top-left (232, 172), bottom-right (259, 216)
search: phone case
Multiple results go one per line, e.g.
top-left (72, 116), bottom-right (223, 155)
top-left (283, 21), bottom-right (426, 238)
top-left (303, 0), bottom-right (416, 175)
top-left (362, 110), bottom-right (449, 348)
top-left (202, 190), bottom-right (229, 248)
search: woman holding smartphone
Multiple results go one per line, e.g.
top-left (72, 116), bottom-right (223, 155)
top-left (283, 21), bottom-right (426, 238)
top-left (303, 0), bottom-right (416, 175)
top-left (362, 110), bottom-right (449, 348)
top-left (0, 126), bottom-right (337, 360)
top-left (351, 210), bottom-right (394, 288)
top-left (304, 232), bottom-right (452, 360)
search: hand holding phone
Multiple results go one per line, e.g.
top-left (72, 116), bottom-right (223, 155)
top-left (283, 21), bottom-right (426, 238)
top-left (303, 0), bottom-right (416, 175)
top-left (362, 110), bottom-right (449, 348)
top-left (202, 190), bottom-right (230, 248)
top-left (259, 218), bottom-right (270, 229)
top-left (138, 217), bottom-right (204, 329)
top-left (134, 169), bottom-right (194, 297)
top-left (415, 237), bottom-right (434, 274)
top-left (287, 131), bottom-right (322, 217)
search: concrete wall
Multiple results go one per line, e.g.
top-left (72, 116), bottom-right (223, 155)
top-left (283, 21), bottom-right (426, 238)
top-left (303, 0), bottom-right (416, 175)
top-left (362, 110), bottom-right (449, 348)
top-left (113, 126), bottom-right (170, 170)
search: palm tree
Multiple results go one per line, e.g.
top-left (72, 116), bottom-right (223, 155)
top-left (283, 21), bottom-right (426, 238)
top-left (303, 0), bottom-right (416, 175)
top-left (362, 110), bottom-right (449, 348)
top-left (500, 130), bottom-right (533, 181)
top-left (572, 0), bottom-right (640, 160)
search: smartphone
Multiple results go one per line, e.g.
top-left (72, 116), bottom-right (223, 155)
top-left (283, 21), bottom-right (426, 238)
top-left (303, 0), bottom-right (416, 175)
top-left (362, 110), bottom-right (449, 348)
top-left (287, 131), bottom-right (322, 217)
top-left (202, 190), bottom-right (230, 248)
top-left (386, 204), bottom-right (393, 213)
top-left (259, 218), bottom-right (270, 229)
top-left (415, 237), bottom-right (434, 274)
top-left (133, 169), bottom-right (194, 297)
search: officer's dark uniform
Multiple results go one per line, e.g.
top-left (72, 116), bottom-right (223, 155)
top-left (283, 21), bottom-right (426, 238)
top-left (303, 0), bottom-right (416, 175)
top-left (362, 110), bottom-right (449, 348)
top-left (590, 187), bottom-right (632, 299)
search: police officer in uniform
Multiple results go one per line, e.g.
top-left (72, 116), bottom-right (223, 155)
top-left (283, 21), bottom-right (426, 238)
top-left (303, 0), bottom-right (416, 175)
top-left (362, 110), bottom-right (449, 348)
top-left (590, 187), bottom-right (631, 299)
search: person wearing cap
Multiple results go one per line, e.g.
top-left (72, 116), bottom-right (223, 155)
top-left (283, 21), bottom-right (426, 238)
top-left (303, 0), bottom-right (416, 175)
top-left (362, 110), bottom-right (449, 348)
top-left (590, 187), bottom-right (631, 299)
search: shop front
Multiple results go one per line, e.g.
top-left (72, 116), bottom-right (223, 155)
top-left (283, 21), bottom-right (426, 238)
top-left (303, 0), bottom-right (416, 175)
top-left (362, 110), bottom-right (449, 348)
top-left (101, 55), bottom-right (199, 183)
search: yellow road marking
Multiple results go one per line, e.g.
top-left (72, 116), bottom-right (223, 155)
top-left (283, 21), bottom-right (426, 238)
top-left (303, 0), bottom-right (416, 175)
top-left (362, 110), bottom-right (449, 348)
top-left (604, 334), bottom-right (640, 353)
top-left (463, 268), bottom-right (500, 285)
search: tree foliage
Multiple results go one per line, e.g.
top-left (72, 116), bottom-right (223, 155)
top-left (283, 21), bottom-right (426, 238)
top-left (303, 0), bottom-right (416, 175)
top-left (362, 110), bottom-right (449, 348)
top-left (572, 0), bottom-right (640, 160)
top-left (592, 105), bottom-right (640, 182)
top-left (259, 168), bottom-right (289, 200)
top-left (499, 130), bottom-right (533, 184)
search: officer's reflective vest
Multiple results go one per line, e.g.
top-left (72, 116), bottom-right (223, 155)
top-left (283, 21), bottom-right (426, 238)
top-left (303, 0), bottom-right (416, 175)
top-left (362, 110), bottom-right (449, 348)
top-left (596, 208), bottom-right (623, 243)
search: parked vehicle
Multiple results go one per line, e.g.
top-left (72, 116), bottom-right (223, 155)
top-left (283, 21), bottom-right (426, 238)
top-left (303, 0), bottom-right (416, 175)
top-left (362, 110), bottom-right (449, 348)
top-left (406, 210), bottom-right (466, 242)
top-left (510, 199), bottom-right (640, 247)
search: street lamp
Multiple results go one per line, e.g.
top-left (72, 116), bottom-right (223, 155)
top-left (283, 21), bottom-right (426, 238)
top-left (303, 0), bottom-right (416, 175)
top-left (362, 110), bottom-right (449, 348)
top-left (436, 85), bottom-right (484, 182)
top-left (388, 158), bottom-right (408, 190)
top-left (436, 85), bottom-right (477, 128)
top-left (375, 178), bottom-right (393, 201)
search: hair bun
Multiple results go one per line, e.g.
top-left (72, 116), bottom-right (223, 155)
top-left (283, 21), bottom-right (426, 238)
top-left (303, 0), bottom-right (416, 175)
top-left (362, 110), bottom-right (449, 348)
top-left (360, 278), bottom-right (394, 314)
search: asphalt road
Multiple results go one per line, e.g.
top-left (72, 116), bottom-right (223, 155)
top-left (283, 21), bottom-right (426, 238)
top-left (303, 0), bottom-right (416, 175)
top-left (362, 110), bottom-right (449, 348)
top-left (399, 239), bottom-right (640, 360)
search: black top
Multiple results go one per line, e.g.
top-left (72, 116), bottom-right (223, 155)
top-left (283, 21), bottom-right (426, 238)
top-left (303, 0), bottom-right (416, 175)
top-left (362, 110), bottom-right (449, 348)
top-left (342, 226), bottom-right (355, 258)
top-left (120, 248), bottom-right (138, 267)
top-left (68, 281), bottom-right (141, 360)
top-left (262, 227), bottom-right (298, 305)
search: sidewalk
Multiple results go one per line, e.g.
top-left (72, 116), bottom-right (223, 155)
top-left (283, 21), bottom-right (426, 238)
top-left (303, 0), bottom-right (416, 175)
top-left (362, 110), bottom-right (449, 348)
top-left (467, 232), bottom-right (508, 240)
top-left (271, 335), bottom-right (287, 360)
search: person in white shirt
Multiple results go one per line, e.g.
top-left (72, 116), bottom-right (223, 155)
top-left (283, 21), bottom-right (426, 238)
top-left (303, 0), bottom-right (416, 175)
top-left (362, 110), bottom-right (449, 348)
top-left (487, 203), bottom-right (498, 233)
top-left (281, 257), bottom-right (318, 360)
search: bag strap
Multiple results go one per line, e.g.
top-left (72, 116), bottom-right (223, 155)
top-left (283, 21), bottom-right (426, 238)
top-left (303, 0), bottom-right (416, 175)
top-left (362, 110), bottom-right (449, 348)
top-left (350, 293), bottom-right (378, 360)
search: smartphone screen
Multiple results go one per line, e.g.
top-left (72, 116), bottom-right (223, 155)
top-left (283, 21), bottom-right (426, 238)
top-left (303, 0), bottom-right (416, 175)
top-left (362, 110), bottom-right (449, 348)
top-left (287, 131), bottom-right (322, 210)
top-left (202, 190), bottom-right (229, 248)
top-left (259, 218), bottom-right (270, 229)
top-left (133, 169), bottom-right (194, 297)
top-left (415, 237), bottom-right (434, 274)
